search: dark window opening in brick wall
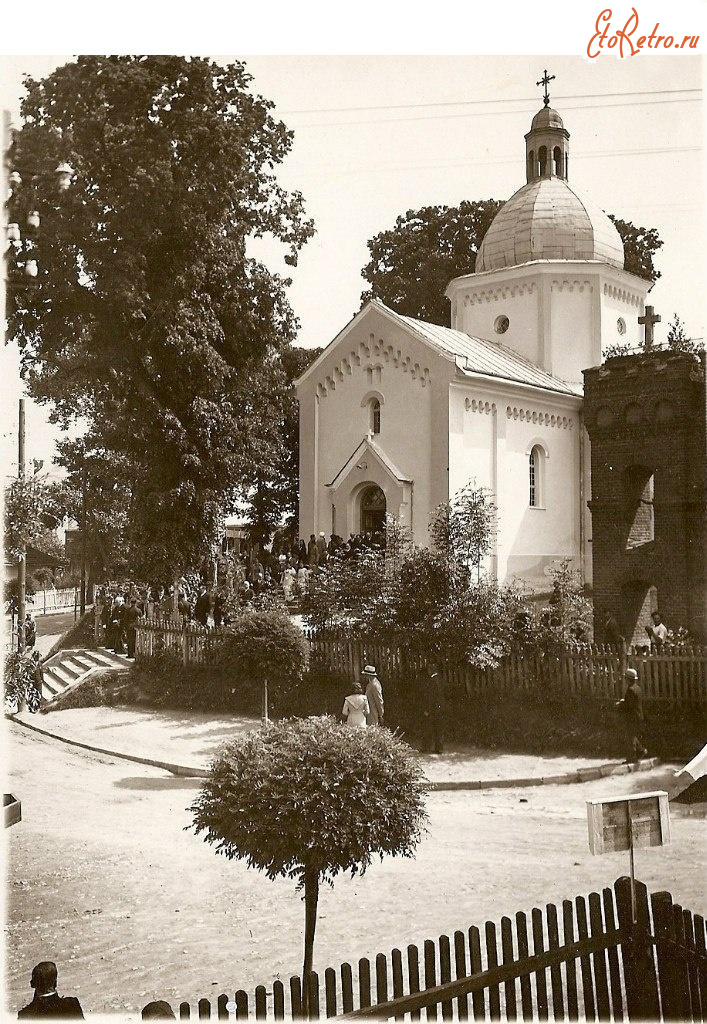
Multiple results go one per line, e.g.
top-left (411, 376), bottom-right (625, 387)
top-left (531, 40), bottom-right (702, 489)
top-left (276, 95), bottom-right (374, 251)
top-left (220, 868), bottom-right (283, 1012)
top-left (624, 466), bottom-right (655, 549)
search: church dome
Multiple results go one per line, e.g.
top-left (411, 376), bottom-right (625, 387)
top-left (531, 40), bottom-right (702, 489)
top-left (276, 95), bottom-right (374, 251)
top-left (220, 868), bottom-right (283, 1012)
top-left (475, 175), bottom-right (625, 273)
top-left (531, 106), bottom-right (564, 130)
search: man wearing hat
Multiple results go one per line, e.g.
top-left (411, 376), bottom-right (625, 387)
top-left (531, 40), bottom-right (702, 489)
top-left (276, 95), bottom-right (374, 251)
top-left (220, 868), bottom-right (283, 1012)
top-left (615, 668), bottom-right (648, 762)
top-left (362, 665), bottom-right (384, 726)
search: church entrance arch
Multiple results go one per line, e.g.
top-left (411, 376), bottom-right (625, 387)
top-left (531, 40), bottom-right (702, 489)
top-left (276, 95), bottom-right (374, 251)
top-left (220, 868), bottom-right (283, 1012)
top-left (358, 484), bottom-right (386, 534)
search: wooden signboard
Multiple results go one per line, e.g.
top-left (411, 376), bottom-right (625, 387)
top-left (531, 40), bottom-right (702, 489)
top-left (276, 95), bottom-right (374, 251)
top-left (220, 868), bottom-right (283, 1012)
top-left (3, 793), bottom-right (22, 829)
top-left (586, 791), bottom-right (670, 855)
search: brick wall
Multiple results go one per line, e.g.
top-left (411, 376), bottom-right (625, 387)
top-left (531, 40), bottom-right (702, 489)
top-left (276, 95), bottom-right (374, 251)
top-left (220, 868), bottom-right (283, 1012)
top-left (584, 349), bottom-right (706, 644)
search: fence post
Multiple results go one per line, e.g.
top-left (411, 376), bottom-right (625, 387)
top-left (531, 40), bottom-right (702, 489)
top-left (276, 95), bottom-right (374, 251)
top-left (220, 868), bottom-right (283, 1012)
top-left (182, 620), bottom-right (188, 667)
top-left (651, 890), bottom-right (691, 1021)
top-left (615, 875), bottom-right (660, 1021)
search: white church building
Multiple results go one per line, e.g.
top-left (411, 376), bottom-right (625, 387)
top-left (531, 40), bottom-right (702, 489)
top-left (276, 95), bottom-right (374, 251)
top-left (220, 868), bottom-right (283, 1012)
top-left (296, 97), bottom-right (651, 593)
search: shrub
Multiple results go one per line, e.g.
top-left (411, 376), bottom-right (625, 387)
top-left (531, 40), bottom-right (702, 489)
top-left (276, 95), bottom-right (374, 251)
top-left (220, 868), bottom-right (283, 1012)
top-left (4, 652), bottom-right (41, 714)
top-left (207, 609), bottom-right (309, 705)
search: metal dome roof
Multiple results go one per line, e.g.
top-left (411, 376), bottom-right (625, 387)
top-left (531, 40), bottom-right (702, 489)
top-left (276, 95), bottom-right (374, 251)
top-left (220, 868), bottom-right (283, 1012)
top-left (475, 176), bottom-right (625, 273)
top-left (530, 106), bottom-right (564, 130)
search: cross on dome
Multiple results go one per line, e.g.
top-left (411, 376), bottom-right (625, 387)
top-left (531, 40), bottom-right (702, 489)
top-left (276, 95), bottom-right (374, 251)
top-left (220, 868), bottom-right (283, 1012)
top-left (536, 69), bottom-right (555, 107)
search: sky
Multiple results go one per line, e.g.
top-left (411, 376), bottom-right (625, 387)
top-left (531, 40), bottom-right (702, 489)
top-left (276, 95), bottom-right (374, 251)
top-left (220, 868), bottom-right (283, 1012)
top-left (0, 51), bottom-right (704, 473)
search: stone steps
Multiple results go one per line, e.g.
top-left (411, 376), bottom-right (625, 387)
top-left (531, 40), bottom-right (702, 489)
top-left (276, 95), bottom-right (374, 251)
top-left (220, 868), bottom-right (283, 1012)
top-left (41, 647), bottom-right (130, 704)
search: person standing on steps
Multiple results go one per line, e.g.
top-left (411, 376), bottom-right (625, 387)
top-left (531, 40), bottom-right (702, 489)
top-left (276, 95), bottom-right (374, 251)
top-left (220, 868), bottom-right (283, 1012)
top-left (362, 665), bottom-right (384, 727)
top-left (123, 597), bottom-right (142, 660)
top-left (24, 613), bottom-right (37, 652)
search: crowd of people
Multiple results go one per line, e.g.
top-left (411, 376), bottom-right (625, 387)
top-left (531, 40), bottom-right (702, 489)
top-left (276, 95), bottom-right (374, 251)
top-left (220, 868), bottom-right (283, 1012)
top-left (273, 528), bottom-right (386, 602)
top-left (88, 529), bottom-right (391, 652)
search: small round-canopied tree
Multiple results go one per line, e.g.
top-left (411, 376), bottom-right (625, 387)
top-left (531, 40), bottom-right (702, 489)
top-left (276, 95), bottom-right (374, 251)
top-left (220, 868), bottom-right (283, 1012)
top-left (189, 716), bottom-right (428, 1008)
top-left (210, 609), bottom-right (309, 719)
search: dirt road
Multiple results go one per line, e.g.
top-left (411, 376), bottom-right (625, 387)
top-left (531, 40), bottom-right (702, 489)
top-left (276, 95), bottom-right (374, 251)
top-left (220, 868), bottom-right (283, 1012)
top-left (5, 723), bottom-right (704, 1017)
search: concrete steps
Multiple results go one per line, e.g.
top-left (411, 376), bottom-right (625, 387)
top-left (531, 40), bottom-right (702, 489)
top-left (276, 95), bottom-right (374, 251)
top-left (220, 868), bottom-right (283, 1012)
top-left (41, 647), bottom-right (130, 704)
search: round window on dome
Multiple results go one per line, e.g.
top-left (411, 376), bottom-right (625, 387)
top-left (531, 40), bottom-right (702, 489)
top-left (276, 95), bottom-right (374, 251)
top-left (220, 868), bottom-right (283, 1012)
top-left (494, 315), bottom-right (510, 335)
top-left (617, 317), bottom-right (626, 336)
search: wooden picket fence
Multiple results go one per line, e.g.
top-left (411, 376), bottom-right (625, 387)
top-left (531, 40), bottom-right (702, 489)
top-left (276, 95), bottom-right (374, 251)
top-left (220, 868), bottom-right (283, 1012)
top-left (166, 877), bottom-right (706, 1020)
top-left (133, 618), bottom-right (706, 707)
top-left (308, 638), bottom-right (707, 708)
top-left (28, 586), bottom-right (79, 614)
top-left (135, 615), bottom-right (229, 665)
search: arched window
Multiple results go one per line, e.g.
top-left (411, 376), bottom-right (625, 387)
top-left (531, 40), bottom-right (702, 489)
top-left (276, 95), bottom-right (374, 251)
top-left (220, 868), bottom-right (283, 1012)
top-left (527, 149), bottom-right (535, 179)
top-left (529, 444), bottom-right (545, 507)
top-left (370, 398), bottom-right (381, 435)
top-left (553, 146), bottom-right (563, 178)
top-left (538, 146), bottom-right (547, 176)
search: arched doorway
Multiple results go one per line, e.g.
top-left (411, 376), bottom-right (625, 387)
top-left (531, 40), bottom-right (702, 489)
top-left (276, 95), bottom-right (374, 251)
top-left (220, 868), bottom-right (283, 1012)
top-left (359, 484), bottom-right (386, 534)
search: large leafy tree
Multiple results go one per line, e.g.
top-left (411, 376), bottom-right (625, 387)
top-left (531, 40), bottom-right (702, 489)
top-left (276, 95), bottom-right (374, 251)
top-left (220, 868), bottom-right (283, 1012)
top-left (360, 200), bottom-right (502, 325)
top-left (8, 56), bottom-right (314, 580)
top-left (361, 203), bottom-right (663, 326)
top-left (243, 345), bottom-right (322, 548)
top-left (190, 717), bottom-right (427, 1012)
top-left (607, 216), bottom-right (663, 286)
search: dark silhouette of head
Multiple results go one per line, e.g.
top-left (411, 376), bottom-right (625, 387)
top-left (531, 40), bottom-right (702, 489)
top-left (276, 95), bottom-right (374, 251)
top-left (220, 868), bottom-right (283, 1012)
top-left (141, 1001), bottom-right (176, 1019)
top-left (31, 961), bottom-right (57, 995)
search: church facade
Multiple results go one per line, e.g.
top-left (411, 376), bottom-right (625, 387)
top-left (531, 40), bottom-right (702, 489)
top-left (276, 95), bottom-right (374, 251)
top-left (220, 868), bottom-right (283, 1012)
top-left (296, 96), bottom-right (651, 594)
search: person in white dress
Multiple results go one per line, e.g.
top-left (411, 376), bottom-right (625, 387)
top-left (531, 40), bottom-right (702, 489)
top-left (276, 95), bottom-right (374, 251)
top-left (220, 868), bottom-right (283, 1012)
top-left (282, 566), bottom-right (297, 601)
top-left (342, 681), bottom-right (370, 728)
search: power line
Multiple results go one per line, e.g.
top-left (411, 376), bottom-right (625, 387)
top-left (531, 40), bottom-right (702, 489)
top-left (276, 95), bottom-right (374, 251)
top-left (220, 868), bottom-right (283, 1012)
top-left (291, 95), bottom-right (702, 131)
top-left (281, 86), bottom-right (701, 117)
top-left (286, 145), bottom-right (703, 181)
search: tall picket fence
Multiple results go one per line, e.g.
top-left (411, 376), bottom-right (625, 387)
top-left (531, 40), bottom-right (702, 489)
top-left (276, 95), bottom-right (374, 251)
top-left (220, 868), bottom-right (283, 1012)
top-left (165, 878), bottom-right (706, 1020)
top-left (134, 616), bottom-right (228, 664)
top-left (29, 587), bottom-right (79, 614)
top-left (133, 618), bottom-right (706, 706)
top-left (308, 637), bottom-right (706, 707)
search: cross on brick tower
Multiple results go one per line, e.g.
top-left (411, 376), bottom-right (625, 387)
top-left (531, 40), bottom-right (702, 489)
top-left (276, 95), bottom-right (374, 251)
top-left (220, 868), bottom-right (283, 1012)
top-left (638, 305), bottom-right (661, 351)
top-left (537, 69), bottom-right (555, 107)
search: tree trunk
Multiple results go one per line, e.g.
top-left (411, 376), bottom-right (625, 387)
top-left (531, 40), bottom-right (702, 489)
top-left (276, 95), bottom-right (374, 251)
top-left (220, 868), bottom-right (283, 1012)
top-left (173, 575), bottom-right (180, 618)
top-left (301, 864), bottom-right (319, 1016)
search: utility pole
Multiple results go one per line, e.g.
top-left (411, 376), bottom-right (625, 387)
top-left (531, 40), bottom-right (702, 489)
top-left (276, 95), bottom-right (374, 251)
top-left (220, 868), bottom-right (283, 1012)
top-left (17, 398), bottom-right (26, 652)
top-left (79, 460), bottom-right (87, 616)
top-left (2, 109), bottom-right (11, 347)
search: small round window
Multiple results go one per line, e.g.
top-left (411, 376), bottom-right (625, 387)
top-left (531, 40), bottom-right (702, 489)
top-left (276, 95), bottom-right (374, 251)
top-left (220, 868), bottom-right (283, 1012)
top-left (617, 317), bottom-right (626, 336)
top-left (494, 315), bottom-right (510, 335)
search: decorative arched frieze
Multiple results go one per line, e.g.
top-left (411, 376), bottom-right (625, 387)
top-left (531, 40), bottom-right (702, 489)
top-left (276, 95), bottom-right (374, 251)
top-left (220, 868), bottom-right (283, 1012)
top-left (316, 336), bottom-right (431, 396)
top-left (506, 405), bottom-right (574, 429)
top-left (603, 283), bottom-right (643, 307)
top-left (464, 282), bottom-right (536, 306)
top-left (464, 398), bottom-right (497, 414)
top-left (550, 279), bottom-right (593, 294)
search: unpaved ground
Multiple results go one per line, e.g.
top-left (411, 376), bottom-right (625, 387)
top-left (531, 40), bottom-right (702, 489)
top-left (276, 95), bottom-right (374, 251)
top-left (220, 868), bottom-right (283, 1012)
top-left (28, 704), bottom-right (627, 781)
top-left (5, 724), bottom-right (705, 1019)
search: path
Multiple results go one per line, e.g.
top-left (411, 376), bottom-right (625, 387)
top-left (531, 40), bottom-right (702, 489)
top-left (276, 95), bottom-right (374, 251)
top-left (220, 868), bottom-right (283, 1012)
top-left (21, 704), bottom-right (635, 784)
top-left (5, 723), bottom-right (703, 1018)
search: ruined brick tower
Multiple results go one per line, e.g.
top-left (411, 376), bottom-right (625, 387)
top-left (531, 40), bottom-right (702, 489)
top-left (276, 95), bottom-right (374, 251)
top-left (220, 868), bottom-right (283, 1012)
top-left (584, 349), bottom-right (707, 645)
